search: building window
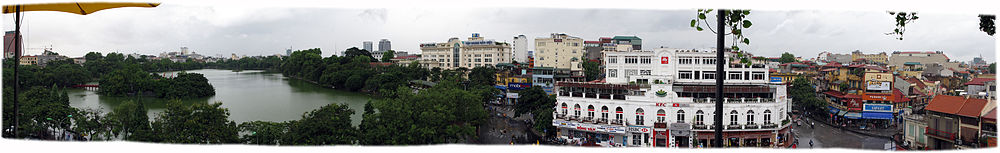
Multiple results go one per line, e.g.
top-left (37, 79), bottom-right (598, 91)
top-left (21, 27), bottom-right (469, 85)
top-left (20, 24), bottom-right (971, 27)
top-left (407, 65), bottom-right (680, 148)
top-left (746, 110), bottom-right (755, 125)
top-left (574, 104), bottom-right (581, 117)
top-left (729, 72), bottom-right (742, 80)
top-left (677, 57), bottom-right (694, 64)
top-left (729, 110), bottom-right (739, 125)
top-left (704, 71), bottom-right (715, 80)
top-left (656, 109), bottom-right (666, 123)
top-left (703, 58), bottom-right (716, 65)
top-left (616, 107), bottom-right (624, 123)
top-left (635, 108), bottom-right (645, 125)
top-left (608, 56), bottom-right (617, 63)
top-left (625, 69), bottom-right (638, 79)
top-left (587, 105), bottom-right (595, 120)
top-left (679, 71), bottom-right (693, 79)
top-left (676, 110), bottom-right (686, 123)
top-left (608, 69), bottom-right (618, 77)
top-left (602, 106), bottom-right (609, 121)
top-left (640, 70), bottom-right (651, 76)
top-left (625, 56), bottom-right (638, 64)
top-left (695, 110), bottom-right (704, 125)
top-left (632, 134), bottom-right (641, 146)
top-left (561, 103), bottom-right (567, 115)
top-left (764, 110), bottom-right (772, 124)
top-left (752, 72), bottom-right (765, 80)
top-left (640, 56), bottom-right (652, 64)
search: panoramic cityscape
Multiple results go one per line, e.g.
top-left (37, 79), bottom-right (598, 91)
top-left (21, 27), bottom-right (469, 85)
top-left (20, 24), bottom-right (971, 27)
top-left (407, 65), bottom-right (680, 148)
top-left (1, 1), bottom-right (998, 152)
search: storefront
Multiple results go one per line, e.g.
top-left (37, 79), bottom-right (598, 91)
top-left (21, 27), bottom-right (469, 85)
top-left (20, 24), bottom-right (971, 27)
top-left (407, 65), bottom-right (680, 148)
top-left (695, 131), bottom-right (776, 148)
top-left (627, 126), bottom-right (652, 147)
top-left (553, 120), bottom-right (627, 146)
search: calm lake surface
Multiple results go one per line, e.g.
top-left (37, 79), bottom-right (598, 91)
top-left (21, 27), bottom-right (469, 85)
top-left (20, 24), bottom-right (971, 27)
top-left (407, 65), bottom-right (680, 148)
top-left (67, 69), bottom-right (372, 126)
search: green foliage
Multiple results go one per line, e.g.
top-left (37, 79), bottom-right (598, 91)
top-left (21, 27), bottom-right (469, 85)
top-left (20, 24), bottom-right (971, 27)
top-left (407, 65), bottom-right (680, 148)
top-left (469, 66), bottom-right (497, 87)
top-left (381, 50), bottom-right (396, 62)
top-left (887, 11), bottom-right (919, 40)
top-left (207, 55), bottom-right (282, 71)
top-left (3, 85), bottom-right (78, 138)
top-left (779, 52), bottom-right (798, 64)
top-left (513, 86), bottom-right (557, 135)
top-left (149, 100), bottom-right (240, 144)
top-left (982, 14), bottom-right (996, 36)
top-left (284, 47), bottom-right (428, 94)
top-left (359, 82), bottom-right (488, 145)
top-left (239, 121), bottom-right (289, 145)
top-left (158, 72), bottom-right (215, 99)
top-left (283, 103), bottom-right (357, 145)
top-left (106, 100), bottom-right (150, 141)
top-left (582, 60), bottom-right (602, 81)
top-left (691, 9), bottom-right (754, 65)
top-left (989, 63), bottom-right (996, 74)
top-left (789, 76), bottom-right (827, 113)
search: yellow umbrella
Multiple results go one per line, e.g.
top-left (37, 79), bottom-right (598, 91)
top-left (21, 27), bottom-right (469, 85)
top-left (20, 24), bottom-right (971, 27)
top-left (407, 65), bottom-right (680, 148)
top-left (4, 2), bottom-right (159, 139)
top-left (4, 2), bottom-right (160, 15)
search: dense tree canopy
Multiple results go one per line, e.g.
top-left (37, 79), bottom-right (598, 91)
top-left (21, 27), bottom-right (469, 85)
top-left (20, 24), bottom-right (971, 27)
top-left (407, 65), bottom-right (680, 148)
top-left (582, 60), bottom-right (602, 81)
top-left (148, 101), bottom-right (240, 144)
top-left (778, 52), bottom-right (797, 64)
top-left (359, 81), bottom-right (489, 145)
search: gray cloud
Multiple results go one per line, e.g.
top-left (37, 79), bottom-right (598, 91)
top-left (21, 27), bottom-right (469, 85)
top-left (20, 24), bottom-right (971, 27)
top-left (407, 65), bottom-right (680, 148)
top-left (3, 6), bottom-right (994, 62)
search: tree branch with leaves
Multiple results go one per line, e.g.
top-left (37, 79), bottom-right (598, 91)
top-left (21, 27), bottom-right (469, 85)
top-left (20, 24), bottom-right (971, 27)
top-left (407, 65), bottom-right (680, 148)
top-left (691, 9), bottom-right (755, 65)
top-left (887, 11), bottom-right (919, 40)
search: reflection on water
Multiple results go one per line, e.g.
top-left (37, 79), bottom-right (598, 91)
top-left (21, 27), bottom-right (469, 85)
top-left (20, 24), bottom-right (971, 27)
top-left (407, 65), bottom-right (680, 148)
top-left (68, 69), bottom-right (371, 126)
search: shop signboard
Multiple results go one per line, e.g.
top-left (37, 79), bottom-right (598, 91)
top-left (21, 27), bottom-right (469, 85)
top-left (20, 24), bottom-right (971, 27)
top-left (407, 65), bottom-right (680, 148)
top-left (863, 104), bottom-right (893, 112)
top-left (627, 126), bottom-right (651, 133)
top-left (866, 81), bottom-right (892, 91)
top-left (661, 57), bottom-right (669, 64)
top-left (669, 123), bottom-right (691, 136)
top-left (507, 83), bottom-right (532, 90)
top-left (770, 77), bottom-right (782, 83)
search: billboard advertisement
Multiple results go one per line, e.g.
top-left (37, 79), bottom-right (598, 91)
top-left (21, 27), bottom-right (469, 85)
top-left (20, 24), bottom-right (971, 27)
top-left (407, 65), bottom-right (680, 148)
top-left (507, 83), bottom-right (532, 90)
top-left (866, 81), bottom-right (891, 91)
top-left (770, 77), bottom-right (783, 83)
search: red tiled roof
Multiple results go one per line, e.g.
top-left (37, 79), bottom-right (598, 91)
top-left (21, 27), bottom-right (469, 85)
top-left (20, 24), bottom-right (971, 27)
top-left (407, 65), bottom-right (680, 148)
top-left (820, 68), bottom-right (838, 72)
top-left (893, 89), bottom-right (911, 103)
top-left (957, 98), bottom-right (988, 118)
top-left (983, 108), bottom-right (996, 120)
top-left (823, 91), bottom-right (845, 98)
top-left (964, 78), bottom-right (996, 86)
top-left (926, 95), bottom-right (967, 114)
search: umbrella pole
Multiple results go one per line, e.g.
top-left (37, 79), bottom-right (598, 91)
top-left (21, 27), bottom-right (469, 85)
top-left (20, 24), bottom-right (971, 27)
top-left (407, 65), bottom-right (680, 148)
top-left (12, 5), bottom-right (20, 138)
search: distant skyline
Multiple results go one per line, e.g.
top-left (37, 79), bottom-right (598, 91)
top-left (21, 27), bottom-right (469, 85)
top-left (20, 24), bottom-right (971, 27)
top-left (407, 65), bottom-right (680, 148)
top-left (2, 5), bottom-right (995, 63)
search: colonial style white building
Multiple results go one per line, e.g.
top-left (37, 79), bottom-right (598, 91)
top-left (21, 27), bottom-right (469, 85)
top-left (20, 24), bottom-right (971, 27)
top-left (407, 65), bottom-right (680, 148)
top-left (553, 48), bottom-right (794, 148)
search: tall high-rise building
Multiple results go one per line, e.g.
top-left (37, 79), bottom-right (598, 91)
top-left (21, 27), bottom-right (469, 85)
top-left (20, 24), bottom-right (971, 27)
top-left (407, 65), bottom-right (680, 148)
top-left (378, 39), bottom-right (391, 52)
top-left (363, 41), bottom-right (373, 51)
top-left (4, 31), bottom-right (21, 59)
top-left (181, 47), bottom-right (189, 55)
top-left (420, 33), bottom-right (511, 70)
top-left (534, 33), bottom-right (584, 69)
top-left (512, 35), bottom-right (530, 63)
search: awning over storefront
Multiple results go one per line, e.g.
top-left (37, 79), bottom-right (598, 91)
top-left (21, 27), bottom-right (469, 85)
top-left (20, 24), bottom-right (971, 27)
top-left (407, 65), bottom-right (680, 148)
top-left (828, 106), bottom-right (840, 114)
top-left (861, 112), bottom-right (893, 120)
top-left (837, 111), bottom-right (848, 117)
top-left (844, 112), bottom-right (862, 119)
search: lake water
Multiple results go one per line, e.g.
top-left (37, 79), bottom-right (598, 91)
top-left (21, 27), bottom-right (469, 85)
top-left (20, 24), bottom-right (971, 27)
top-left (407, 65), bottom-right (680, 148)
top-left (67, 69), bottom-right (372, 126)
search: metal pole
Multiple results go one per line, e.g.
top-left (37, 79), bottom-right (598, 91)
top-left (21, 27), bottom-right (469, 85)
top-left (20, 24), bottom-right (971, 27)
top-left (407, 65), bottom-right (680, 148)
top-left (13, 5), bottom-right (21, 138)
top-left (713, 9), bottom-right (726, 148)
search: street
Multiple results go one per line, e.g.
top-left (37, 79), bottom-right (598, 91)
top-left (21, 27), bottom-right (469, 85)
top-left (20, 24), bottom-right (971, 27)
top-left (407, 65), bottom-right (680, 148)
top-left (792, 115), bottom-right (895, 150)
top-left (479, 105), bottom-right (535, 144)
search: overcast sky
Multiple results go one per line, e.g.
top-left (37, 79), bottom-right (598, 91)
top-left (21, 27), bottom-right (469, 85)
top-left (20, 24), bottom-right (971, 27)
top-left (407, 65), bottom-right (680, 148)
top-left (3, 4), bottom-right (996, 62)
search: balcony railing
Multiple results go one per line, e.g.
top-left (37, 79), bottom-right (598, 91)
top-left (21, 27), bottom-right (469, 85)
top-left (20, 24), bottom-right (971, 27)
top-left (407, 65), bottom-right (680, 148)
top-left (762, 123), bottom-right (778, 129)
top-left (596, 118), bottom-right (607, 124)
top-left (654, 122), bottom-right (668, 129)
top-left (583, 117), bottom-right (593, 122)
top-left (556, 114), bottom-right (566, 119)
top-left (925, 127), bottom-right (956, 140)
top-left (744, 124), bottom-right (759, 129)
top-left (692, 97), bottom-right (778, 104)
top-left (611, 119), bottom-right (623, 125)
top-left (569, 116), bottom-right (579, 121)
top-left (693, 124), bottom-right (708, 130)
top-left (727, 124), bottom-right (743, 130)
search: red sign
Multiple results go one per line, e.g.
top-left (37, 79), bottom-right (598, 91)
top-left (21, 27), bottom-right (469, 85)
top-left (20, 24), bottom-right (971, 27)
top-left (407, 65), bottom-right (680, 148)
top-left (616, 111), bottom-right (623, 113)
top-left (656, 103), bottom-right (669, 107)
top-left (576, 126), bottom-right (596, 131)
top-left (661, 57), bottom-right (669, 64)
top-left (673, 103), bottom-right (680, 107)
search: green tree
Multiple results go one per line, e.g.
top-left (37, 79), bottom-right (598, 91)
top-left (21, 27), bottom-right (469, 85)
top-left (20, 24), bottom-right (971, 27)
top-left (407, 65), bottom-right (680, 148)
top-left (778, 52), bottom-right (797, 64)
top-left (106, 100), bottom-right (150, 140)
top-left (283, 103), bottom-right (356, 145)
top-left (239, 121), bottom-right (289, 145)
top-left (886, 11), bottom-right (919, 40)
top-left (469, 66), bottom-right (497, 87)
top-left (513, 86), bottom-right (557, 135)
top-left (691, 9), bottom-right (755, 64)
top-left (989, 63), bottom-right (996, 74)
top-left (582, 60), bottom-right (602, 81)
top-left (150, 100), bottom-right (240, 144)
top-left (381, 50), bottom-right (395, 62)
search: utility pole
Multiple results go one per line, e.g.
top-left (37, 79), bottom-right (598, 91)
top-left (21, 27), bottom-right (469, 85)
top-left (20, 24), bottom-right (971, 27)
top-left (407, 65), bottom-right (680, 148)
top-left (713, 9), bottom-right (726, 148)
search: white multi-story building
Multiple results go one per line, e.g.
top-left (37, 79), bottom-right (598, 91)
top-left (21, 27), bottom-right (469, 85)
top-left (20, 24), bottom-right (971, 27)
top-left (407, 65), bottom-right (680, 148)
top-left (419, 33), bottom-right (511, 69)
top-left (512, 35), bottom-right (530, 63)
top-left (553, 48), bottom-right (793, 148)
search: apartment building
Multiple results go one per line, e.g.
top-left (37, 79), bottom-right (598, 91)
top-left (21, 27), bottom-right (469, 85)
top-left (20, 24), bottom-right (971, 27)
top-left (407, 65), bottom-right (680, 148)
top-left (535, 33), bottom-right (584, 69)
top-left (419, 33), bottom-right (511, 69)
